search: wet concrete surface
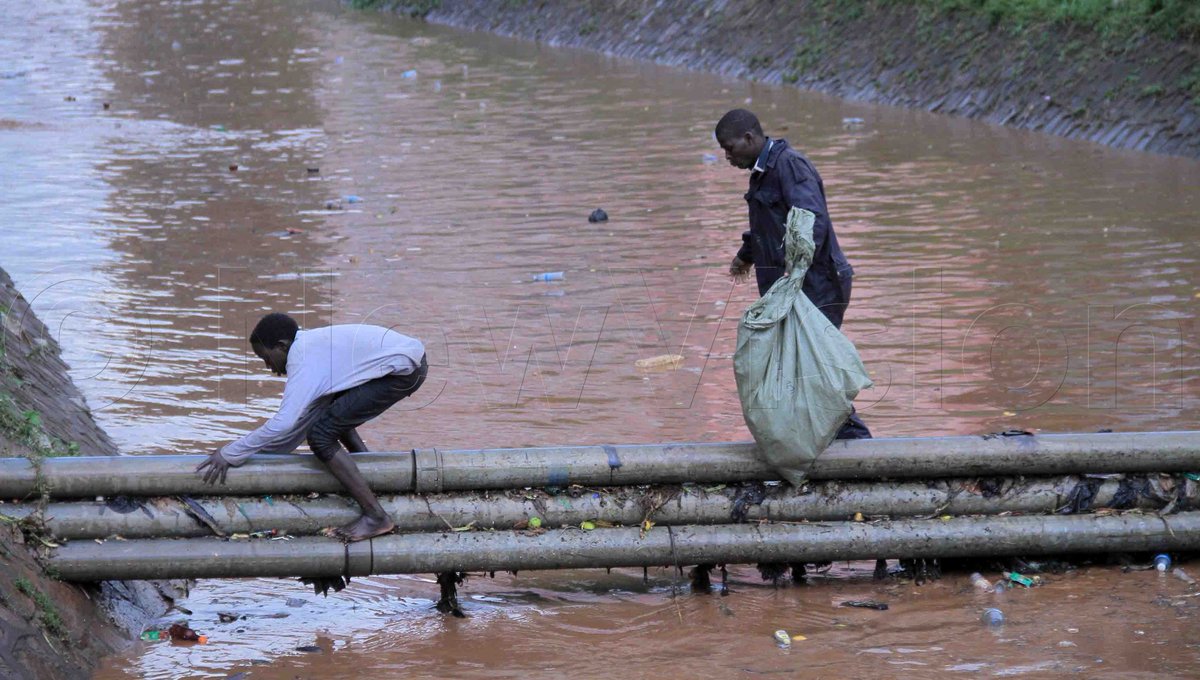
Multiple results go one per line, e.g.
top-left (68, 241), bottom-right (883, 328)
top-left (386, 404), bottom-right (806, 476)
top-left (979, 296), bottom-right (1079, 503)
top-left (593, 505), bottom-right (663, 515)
top-left (1, 0), bottom-right (1199, 677)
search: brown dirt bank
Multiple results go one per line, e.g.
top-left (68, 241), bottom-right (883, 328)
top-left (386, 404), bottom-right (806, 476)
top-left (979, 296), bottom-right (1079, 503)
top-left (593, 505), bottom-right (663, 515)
top-left (0, 267), bottom-right (176, 680)
top-left (397, 0), bottom-right (1200, 157)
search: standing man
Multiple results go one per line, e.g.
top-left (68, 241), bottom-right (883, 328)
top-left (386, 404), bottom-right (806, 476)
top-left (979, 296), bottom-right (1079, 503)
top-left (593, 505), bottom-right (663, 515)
top-left (716, 108), bottom-right (870, 439)
top-left (195, 312), bottom-right (428, 541)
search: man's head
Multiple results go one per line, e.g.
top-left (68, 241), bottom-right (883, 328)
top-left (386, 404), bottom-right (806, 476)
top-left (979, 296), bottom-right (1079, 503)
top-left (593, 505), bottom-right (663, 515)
top-left (715, 109), bottom-right (766, 170)
top-left (248, 312), bottom-right (299, 376)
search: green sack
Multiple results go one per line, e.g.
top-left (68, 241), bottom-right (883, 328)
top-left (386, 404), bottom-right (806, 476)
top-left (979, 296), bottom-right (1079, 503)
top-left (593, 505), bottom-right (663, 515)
top-left (734, 207), bottom-right (873, 485)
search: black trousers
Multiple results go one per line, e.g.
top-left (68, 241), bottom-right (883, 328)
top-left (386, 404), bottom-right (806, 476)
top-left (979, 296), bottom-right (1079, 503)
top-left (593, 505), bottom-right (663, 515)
top-left (815, 275), bottom-right (872, 440)
top-left (307, 356), bottom-right (428, 460)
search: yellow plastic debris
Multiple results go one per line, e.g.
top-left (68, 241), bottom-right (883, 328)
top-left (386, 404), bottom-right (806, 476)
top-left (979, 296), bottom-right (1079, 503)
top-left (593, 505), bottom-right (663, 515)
top-left (635, 354), bottom-right (684, 369)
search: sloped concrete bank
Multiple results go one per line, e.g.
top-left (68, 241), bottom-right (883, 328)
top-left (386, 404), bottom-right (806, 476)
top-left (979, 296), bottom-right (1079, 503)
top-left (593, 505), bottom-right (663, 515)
top-left (0, 267), bottom-right (176, 680)
top-left (400, 0), bottom-right (1200, 157)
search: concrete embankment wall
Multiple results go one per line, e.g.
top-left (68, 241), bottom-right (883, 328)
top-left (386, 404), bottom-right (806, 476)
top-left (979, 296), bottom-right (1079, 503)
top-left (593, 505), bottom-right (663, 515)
top-left (0, 267), bottom-right (173, 679)
top-left (404, 0), bottom-right (1199, 157)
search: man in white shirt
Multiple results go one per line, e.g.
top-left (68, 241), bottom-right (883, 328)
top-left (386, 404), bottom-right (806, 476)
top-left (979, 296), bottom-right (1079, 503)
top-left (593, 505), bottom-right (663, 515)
top-left (195, 313), bottom-right (427, 542)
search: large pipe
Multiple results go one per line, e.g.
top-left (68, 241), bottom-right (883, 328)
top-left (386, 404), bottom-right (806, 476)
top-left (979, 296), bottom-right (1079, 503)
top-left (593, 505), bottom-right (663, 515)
top-left (4, 431), bottom-right (1198, 499)
top-left (48, 511), bottom-right (1200, 581)
top-left (5, 475), bottom-right (1185, 540)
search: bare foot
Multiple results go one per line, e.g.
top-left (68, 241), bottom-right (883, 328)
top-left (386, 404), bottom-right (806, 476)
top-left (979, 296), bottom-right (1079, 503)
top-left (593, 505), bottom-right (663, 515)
top-left (334, 514), bottom-right (395, 543)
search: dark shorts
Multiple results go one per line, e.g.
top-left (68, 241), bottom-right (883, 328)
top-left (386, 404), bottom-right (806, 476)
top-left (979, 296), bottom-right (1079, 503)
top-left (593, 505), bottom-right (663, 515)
top-left (306, 356), bottom-right (428, 455)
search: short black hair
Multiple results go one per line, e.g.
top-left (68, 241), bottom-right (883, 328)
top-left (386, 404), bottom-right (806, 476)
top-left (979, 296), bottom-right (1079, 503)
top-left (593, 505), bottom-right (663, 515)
top-left (715, 108), bottom-right (764, 142)
top-left (249, 312), bottom-right (298, 348)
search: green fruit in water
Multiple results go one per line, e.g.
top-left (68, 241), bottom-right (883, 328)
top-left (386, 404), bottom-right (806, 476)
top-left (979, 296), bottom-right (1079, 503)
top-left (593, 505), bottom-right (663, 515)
top-left (528, 517), bottom-right (542, 529)
top-left (581, 521), bottom-right (596, 531)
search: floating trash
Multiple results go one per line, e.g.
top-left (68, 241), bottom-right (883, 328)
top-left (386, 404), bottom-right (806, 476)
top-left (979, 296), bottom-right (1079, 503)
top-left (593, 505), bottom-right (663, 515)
top-left (980, 608), bottom-right (1005, 626)
top-left (635, 354), bottom-right (684, 369)
top-left (841, 600), bottom-right (889, 611)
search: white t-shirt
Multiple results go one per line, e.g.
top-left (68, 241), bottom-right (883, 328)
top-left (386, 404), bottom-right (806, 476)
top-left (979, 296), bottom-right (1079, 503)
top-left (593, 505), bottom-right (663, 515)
top-left (220, 324), bottom-right (424, 465)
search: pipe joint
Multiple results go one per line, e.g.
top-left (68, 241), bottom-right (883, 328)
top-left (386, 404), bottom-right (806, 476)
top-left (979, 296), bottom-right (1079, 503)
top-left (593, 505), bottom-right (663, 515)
top-left (414, 448), bottom-right (443, 493)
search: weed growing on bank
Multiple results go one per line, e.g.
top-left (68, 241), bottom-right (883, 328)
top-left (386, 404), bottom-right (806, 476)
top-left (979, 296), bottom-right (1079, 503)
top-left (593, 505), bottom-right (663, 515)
top-left (901, 0), bottom-right (1200, 42)
top-left (13, 577), bottom-right (68, 640)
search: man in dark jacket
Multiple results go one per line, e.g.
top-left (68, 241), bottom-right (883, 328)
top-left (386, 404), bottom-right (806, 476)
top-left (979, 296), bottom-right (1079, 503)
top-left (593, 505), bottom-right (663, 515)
top-left (716, 108), bottom-right (871, 439)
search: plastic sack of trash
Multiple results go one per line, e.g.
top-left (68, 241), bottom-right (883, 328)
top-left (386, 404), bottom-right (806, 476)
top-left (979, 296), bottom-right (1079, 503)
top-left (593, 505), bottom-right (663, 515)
top-left (734, 207), bottom-right (873, 485)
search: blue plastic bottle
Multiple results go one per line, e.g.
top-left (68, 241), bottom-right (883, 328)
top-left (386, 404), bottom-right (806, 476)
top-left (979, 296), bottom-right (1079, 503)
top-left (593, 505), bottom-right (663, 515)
top-left (980, 608), bottom-right (1005, 626)
top-left (1154, 554), bottom-right (1172, 572)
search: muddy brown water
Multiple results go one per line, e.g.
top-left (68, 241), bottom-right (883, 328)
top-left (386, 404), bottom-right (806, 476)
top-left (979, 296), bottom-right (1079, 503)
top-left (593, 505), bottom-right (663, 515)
top-left (2, 0), bottom-right (1199, 677)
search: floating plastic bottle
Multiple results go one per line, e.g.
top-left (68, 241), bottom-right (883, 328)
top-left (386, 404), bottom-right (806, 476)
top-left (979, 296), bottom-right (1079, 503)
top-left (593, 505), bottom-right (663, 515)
top-left (993, 580), bottom-right (1007, 594)
top-left (1174, 567), bottom-right (1197, 586)
top-left (773, 629), bottom-right (791, 647)
top-left (1154, 554), bottom-right (1172, 572)
top-left (634, 354), bottom-right (684, 369)
top-left (532, 272), bottom-right (564, 282)
top-left (969, 572), bottom-right (992, 592)
top-left (980, 608), bottom-right (1005, 626)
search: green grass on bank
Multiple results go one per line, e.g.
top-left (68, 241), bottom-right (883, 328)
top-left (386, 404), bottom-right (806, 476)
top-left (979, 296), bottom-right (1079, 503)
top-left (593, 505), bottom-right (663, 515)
top-left (907, 0), bottom-right (1200, 42)
top-left (0, 391), bottom-right (80, 459)
top-left (350, 0), bottom-right (1199, 43)
top-left (0, 306), bottom-right (81, 460)
top-left (13, 577), bottom-right (68, 640)
top-left (350, 0), bottom-right (441, 18)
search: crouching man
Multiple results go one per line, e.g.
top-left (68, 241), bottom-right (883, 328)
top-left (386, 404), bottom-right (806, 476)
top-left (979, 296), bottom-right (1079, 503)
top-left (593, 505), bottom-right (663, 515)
top-left (196, 312), bottom-right (427, 542)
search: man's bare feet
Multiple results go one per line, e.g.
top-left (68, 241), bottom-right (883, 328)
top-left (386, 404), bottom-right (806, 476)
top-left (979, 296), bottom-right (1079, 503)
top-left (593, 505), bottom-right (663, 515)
top-left (333, 514), bottom-right (395, 543)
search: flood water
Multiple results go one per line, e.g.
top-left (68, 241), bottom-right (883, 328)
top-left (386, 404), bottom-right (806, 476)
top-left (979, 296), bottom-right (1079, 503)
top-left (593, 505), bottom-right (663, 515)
top-left (2, 0), bottom-right (1198, 677)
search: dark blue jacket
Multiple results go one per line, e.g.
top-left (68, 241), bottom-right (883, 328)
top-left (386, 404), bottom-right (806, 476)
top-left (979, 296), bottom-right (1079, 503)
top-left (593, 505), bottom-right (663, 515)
top-left (736, 139), bottom-right (853, 308)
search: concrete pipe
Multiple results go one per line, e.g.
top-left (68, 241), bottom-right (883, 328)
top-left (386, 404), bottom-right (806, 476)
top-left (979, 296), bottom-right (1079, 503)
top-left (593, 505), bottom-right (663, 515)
top-left (47, 511), bottom-right (1200, 581)
top-left (3, 430), bottom-right (1198, 499)
top-left (5, 474), bottom-right (1188, 540)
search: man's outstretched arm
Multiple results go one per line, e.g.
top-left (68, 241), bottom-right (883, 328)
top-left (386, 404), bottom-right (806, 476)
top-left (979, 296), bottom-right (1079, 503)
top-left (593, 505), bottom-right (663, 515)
top-left (195, 366), bottom-right (323, 483)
